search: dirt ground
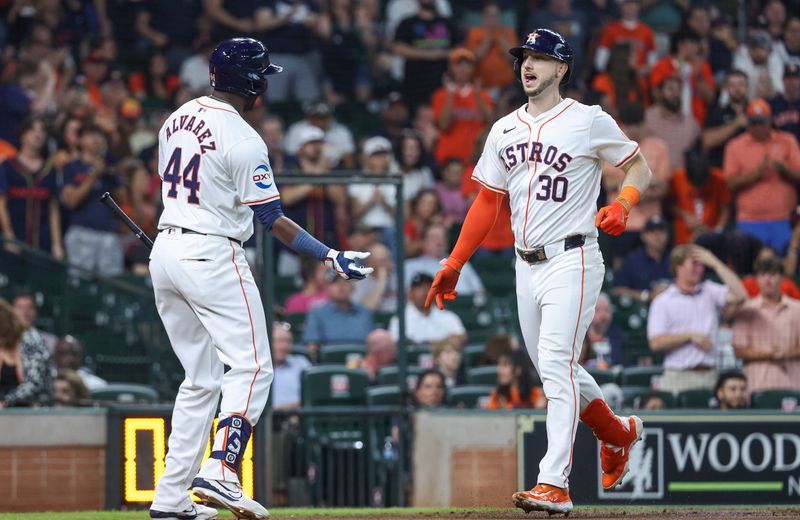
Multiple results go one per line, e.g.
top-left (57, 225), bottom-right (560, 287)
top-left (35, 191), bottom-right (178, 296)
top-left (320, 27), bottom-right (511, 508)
top-left (275, 509), bottom-right (800, 520)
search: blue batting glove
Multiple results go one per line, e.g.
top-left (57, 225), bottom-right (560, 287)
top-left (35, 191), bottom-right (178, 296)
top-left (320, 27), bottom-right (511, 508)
top-left (324, 250), bottom-right (374, 280)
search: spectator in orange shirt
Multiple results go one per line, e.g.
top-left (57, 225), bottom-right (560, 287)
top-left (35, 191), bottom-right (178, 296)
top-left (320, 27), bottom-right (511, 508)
top-left (603, 102), bottom-right (670, 263)
top-left (650, 30), bottom-right (715, 126)
top-left (670, 144), bottom-right (731, 245)
top-left (594, 0), bottom-right (656, 73)
top-left (724, 98), bottom-right (800, 254)
top-left (431, 48), bottom-right (493, 166)
top-left (741, 247), bottom-right (800, 299)
top-left (464, 2), bottom-right (516, 94)
top-left (487, 350), bottom-right (545, 410)
top-left (591, 43), bottom-right (649, 118)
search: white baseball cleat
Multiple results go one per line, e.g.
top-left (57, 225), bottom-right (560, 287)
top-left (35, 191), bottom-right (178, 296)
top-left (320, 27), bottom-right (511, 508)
top-left (191, 477), bottom-right (269, 519)
top-left (149, 503), bottom-right (218, 519)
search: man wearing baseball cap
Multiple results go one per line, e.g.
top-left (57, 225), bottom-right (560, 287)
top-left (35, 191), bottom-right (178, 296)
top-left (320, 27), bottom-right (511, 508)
top-left (769, 63), bottom-right (800, 140)
top-left (723, 98), bottom-right (800, 253)
top-left (430, 47), bottom-right (494, 166)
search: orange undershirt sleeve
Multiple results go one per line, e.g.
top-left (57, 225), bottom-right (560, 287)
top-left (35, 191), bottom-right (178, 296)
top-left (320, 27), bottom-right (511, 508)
top-left (446, 187), bottom-right (507, 271)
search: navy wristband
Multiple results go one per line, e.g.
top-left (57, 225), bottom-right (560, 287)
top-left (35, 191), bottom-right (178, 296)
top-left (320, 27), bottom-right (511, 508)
top-left (291, 229), bottom-right (330, 261)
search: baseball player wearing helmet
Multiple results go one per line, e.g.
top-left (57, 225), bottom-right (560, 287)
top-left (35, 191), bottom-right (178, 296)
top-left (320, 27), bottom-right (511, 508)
top-left (148, 38), bottom-right (372, 520)
top-left (426, 29), bottom-right (652, 515)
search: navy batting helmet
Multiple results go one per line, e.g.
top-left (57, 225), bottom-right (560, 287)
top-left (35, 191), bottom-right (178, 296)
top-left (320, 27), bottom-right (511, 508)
top-left (509, 29), bottom-right (574, 85)
top-left (209, 38), bottom-right (282, 98)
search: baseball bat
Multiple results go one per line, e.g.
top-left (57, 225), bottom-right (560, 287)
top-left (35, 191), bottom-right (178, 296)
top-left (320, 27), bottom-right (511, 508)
top-left (100, 192), bottom-right (154, 250)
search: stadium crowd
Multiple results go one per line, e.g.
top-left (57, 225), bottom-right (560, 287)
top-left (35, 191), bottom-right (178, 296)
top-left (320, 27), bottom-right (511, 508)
top-left (1, 0), bottom-right (800, 411)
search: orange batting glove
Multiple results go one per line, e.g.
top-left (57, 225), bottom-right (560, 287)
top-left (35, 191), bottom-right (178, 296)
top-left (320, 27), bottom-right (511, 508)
top-left (595, 200), bottom-right (629, 236)
top-left (425, 263), bottom-right (461, 310)
top-left (596, 186), bottom-right (640, 236)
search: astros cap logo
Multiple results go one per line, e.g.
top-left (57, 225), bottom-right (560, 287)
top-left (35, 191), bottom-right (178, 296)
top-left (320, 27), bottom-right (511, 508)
top-left (527, 32), bottom-right (540, 45)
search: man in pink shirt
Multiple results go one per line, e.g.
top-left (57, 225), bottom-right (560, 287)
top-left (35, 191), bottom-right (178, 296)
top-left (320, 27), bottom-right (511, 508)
top-left (724, 98), bottom-right (800, 253)
top-left (732, 255), bottom-right (800, 395)
top-left (648, 244), bottom-right (747, 395)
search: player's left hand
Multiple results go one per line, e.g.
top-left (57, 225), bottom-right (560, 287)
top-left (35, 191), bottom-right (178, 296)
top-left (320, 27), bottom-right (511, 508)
top-left (595, 201), bottom-right (628, 236)
top-left (325, 249), bottom-right (373, 280)
top-left (425, 264), bottom-right (460, 310)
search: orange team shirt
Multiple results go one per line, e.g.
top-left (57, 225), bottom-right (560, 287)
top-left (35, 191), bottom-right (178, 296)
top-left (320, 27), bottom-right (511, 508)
top-left (431, 86), bottom-right (494, 166)
top-left (723, 130), bottom-right (800, 222)
top-left (465, 26), bottom-right (517, 88)
top-left (487, 386), bottom-right (545, 410)
top-left (591, 73), bottom-right (650, 108)
top-left (462, 164), bottom-right (515, 250)
top-left (742, 276), bottom-right (800, 299)
top-left (649, 57), bottom-right (714, 126)
top-left (603, 136), bottom-right (670, 231)
top-left (597, 21), bottom-right (656, 69)
top-left (669, 166), bottom-right (731, 245)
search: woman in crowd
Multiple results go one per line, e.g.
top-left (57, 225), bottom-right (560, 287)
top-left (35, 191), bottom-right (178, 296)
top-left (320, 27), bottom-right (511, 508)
top-left (414, 368), bottom-right (447, 408)
top-left (404, 188), bottom-right (444, 257)
top-left (0, 116), bottom-right (64, 258)
top-left (395, 129), bottom-right (435, 206)
top-left (487, 350), bottom-right (545, 410)
top-left (285, 257), bottom-right (330, 314)
top-left (0, 297), bottom-right (54, 408)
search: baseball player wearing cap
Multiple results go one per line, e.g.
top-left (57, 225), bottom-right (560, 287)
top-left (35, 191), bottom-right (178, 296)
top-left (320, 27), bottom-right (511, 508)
top-left (426, 29), bottom-right (653, 515)
top-left (148, 38), bottom-right (372, 520)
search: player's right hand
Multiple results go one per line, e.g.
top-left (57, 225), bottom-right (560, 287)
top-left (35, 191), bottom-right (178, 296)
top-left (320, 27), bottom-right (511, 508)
top-left (595, 201), bottom-right (628, 236)
top-left (325, 249), bottom-right (373, 280)
top-left (425, 264), bottom-right (460, 310)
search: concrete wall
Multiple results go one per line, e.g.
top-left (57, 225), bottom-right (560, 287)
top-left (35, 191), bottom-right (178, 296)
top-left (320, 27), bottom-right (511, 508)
top-left (0, 409), bottom-right (107, 512)
top-left (412, 411), bottom-right (519, 508)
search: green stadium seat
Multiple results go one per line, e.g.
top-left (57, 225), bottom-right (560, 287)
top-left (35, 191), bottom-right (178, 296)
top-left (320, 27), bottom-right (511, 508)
top-left (751, 389), bottom-right (800, 410)
top-left (285, 313), bottom-right (306, 336)
top-left (291, 344), bottom-right (312, 361)
top-left (462, 343), bottom-right (485, 368)
top-left (586, 367), bottom-right (617, 385)
top-left (367, 385), bottom-right (402, 406)
top-left (318, 344), bottom-right (365, 365)
top-left (447, 385), bottom-right (494, 408)
top-left (677, 389), bottom-right (715, 408)
top-left (466, 366), bottom-right (498, 386)
top-left (377, 366), bottom-right (425, 389)
top-left (374, 311), bottom-right (394, 329)
top-left (91, 383), bottom-right (159, 403)
top-left (622, 386), bottom-right (676, 409)
top-left (620, 366), bottom-right (664, 387)
top-left (301, 366), bottom-right (369, 407)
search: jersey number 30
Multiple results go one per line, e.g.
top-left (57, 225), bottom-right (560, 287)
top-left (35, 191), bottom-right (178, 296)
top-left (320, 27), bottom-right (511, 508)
top-left (535, 174), bottom-right (568, 203)
top-left (163, 147), bottom-right (201, 204)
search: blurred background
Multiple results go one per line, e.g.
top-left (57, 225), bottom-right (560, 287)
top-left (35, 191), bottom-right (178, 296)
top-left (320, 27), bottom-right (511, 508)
top-left (0, 0), bottom-right (799, 514)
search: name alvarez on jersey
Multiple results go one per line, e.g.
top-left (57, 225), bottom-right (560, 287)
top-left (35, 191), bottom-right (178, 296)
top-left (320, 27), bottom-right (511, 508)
top-left (164, 114), bottom-right (217, 155)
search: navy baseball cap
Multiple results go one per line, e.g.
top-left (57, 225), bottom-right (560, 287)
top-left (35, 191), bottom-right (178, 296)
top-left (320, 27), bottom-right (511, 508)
top-left (644, 215), bottom-right (667, 231)
top-left (785, 63), bottom-right (800, 78)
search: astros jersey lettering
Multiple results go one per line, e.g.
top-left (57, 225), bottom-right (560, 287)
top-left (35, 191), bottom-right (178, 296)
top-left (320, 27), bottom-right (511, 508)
top-left (157, 95), bottom-right (280, 242)
top-left (472, 99), bottom-right (639, 249)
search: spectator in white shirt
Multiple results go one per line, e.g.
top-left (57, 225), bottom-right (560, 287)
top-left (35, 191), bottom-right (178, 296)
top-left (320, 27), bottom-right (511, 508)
top-left (404, 223), bottom-right (484, 295)
top-left (389, 273), bottom-right (466, 344)
top-left (284, 100), bottom-right (356, 168)
top-left (271, 322), bottom-right (311, 410)
top-left (348, 137), bottom-right (397, 245)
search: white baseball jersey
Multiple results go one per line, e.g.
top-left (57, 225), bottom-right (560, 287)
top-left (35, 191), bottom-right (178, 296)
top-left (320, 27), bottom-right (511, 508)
top-left (157, 96), bottom-right (280, 243)
top-left (472, 99), bottom-right (639, 249)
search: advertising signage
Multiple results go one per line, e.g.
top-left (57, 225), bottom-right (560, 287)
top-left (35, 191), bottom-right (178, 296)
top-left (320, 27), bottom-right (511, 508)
top-left (517, 413), bottom-right (800, 504)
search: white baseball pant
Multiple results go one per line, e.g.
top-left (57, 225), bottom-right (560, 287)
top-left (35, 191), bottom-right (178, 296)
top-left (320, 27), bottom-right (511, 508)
top-left (515, 237), bottom-right (605, 489)
top-left (149, 229), bottom-right (273, 511)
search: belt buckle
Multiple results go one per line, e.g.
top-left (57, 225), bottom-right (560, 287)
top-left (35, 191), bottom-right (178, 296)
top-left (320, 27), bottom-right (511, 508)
top-left (532, 246), bottom-right (546, 263)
